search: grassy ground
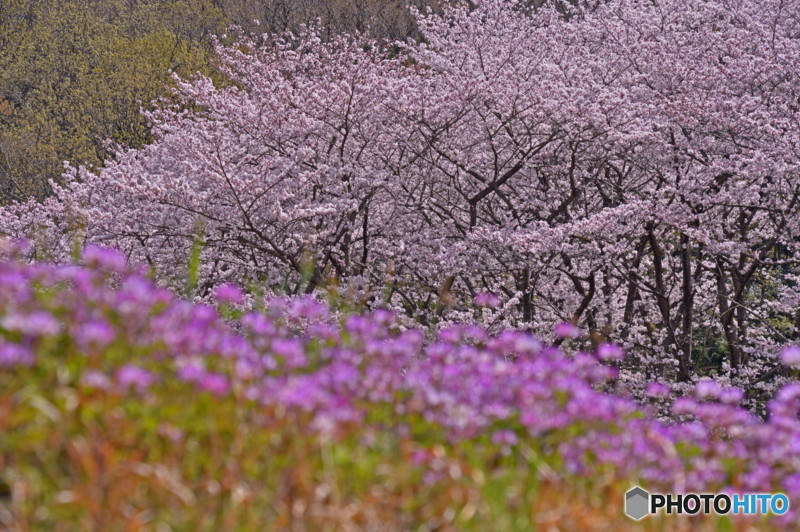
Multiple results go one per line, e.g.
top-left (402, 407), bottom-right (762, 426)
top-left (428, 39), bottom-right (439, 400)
top-left (0, 378), bottom-right (777, 531)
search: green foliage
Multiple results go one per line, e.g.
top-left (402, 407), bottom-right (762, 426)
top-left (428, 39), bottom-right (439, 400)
top-left (0, 0), bottom-right (224, 202)
top-left (185, 226), bottom-right (205, 298)
top-left (0, 0), bottom-right (453, 204)
top-left (213, 0), bottom-right (448, 42)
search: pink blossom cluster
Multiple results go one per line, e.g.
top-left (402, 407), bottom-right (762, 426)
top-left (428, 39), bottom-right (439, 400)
top-left (1, 0), bottom-right (800, 404)
top-left (2, 246), bottom-right (800, 524)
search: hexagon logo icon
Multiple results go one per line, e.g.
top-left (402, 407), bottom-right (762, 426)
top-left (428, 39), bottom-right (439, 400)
top-left (625, 486), bottom-right (650, 520)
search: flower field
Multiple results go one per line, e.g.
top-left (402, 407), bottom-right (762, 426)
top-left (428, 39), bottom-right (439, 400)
top-left (1, 244), bottom-right (798, 530)
top-left (2, 0), bottom-right (800, 529)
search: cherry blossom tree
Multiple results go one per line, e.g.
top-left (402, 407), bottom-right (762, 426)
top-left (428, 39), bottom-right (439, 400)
top-left (2, 0), bottom-right (800, 400)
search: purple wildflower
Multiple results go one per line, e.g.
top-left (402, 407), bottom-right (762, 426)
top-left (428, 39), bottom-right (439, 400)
top-left (595, 343), bottom-right (624, 361)
top-left (554, 322), bottom-right (581, 339)
top-left (83, 246), bottom-right (128, 272)
top-left (0, 343), bottom-right (34, 367)
top-left (81, 370), bottom-right (111, 390)
top-left (177, 361), bottom-right (205, 382)
top-left (781, 346), bottom-right (800, 368)
top-left (214, 283), bottom-right (244, 305)
top-left (3, 311), bottom-right (61, 337)
top-left (76, 319), bottom-right (115, 350)
top-left (198, 373), bottom-right (230, 396)
top-left (116, 365), bottom-right (155, 391)
top-left (646, 382), bottom-right (670, 397)
top-left (474, 292), bottom-right (501, 308)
